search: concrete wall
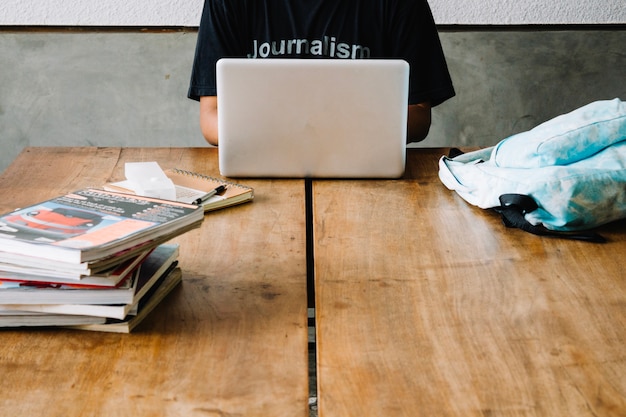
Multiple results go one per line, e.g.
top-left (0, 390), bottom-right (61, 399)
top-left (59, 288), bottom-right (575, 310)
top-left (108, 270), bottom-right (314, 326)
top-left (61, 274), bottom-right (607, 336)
top-left (2, 28), bottom-right (624, 174)
top-left (1, 29), bottom-right (201, 174)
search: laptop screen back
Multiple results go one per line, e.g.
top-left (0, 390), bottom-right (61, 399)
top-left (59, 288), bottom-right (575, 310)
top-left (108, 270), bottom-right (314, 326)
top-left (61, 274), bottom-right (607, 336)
top-left (217, 58), bottom-right (409, 178)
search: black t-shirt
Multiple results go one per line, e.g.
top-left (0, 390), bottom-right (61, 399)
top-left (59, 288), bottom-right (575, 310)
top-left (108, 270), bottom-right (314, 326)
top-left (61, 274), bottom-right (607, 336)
top-left (188, 0), bottom-right (455, 106)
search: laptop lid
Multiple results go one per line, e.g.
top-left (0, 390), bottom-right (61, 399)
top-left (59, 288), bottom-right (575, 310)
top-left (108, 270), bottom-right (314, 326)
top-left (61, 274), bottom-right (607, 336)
top-left (216, 58), bottom-right (409, 178)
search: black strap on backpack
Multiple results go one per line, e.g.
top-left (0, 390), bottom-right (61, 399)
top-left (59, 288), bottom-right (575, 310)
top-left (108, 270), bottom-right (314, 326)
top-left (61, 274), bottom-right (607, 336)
top-left (496, 194), bottom-right (607, 243)
top-left (446, 149), bottom-right (607, 243)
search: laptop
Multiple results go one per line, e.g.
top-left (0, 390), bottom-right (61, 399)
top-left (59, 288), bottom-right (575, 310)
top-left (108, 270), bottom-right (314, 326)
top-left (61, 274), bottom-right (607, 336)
top-left (216, 58), bottom-right (409, 178)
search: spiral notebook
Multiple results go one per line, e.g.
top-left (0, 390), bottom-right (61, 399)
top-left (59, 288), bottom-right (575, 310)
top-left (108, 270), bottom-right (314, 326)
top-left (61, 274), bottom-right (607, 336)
top-left (104, 168), bottom-right (254, 212)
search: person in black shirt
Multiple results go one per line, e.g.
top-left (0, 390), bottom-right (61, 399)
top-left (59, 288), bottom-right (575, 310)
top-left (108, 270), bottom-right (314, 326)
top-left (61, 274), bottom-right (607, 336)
top-left (188, 0), bottom-right (455, 145)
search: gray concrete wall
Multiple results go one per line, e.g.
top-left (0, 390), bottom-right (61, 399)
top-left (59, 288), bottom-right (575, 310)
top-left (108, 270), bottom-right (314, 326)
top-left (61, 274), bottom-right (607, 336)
top-left (1, 28), bottom-right (625, 174)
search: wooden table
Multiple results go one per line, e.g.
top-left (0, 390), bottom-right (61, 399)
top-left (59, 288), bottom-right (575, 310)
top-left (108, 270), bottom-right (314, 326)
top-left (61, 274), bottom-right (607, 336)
top-left (313, 148), bottom-right (626, 416)
top-left (1, 147), bottom-right (625, 417)
top-left (0, 147), bottom-right (309, 417)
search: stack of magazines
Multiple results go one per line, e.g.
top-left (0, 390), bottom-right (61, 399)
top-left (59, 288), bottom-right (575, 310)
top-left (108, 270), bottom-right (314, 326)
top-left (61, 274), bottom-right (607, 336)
top-left (0, 188), bottom-right (204, 332)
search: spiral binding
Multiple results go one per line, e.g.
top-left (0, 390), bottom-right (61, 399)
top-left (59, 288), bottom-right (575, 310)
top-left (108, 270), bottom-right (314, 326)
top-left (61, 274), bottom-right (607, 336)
top-left (169, 168), bottom-right (251, 190)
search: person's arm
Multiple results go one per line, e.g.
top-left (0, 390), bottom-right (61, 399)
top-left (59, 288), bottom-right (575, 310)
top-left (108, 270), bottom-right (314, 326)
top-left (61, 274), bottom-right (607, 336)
top-left (200, 96), bottom-right (219, 146)
top-left (407, 102), bottom-right (431, 143)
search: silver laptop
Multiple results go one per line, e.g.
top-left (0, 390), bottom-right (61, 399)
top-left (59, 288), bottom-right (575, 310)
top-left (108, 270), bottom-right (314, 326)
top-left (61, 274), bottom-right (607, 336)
top-left (216, 58), bottom-right (409, 178)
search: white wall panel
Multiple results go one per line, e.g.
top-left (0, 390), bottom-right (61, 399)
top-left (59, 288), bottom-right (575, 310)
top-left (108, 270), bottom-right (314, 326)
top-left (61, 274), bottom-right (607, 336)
top-left (1, 0), bottom-right (625, 26)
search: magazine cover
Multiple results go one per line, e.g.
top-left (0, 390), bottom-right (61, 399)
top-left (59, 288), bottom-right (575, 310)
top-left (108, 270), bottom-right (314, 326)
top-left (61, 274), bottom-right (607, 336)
top-left (0, 189), bottom-right (203, 263)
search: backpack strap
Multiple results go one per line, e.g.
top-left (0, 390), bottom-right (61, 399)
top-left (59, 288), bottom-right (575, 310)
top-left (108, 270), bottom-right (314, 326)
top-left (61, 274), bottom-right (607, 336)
top-left (447, 147), bottom-right (465, 158)
top-left (496, 194), bottom-right (607, 243)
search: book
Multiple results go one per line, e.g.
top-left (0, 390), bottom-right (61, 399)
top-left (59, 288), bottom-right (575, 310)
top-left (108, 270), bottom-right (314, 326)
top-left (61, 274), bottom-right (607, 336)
top-left (0, 244), bottom-right (178, 305)
top-left (0, 248), bottom-right (150, 285)
top-left (0, 234), bottom-right (186, 284)
top-left (67, 267), bottom-right (182, 333)
top-left (0, 244), bottom-right (180, 319)
top-left (0, 268), bottom-right (139, 303)
top-left (0, 240), bottom-right (156, 277)
top-left (0, 188), bottom-right (203, 264)
top-left (0, 311), bottom-right (106, 327)
top-left (104, 168), bottom-right (254, 212)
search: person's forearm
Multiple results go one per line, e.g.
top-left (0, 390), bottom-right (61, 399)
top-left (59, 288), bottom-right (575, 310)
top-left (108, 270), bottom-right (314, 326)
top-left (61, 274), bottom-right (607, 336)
top-left (407, 102), bottom-right (432, 143)
top-left (200, 96), bottom-right (219, 146)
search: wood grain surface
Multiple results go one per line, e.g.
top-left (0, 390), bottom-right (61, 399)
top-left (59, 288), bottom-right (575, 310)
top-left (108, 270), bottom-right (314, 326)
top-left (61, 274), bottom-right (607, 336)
top-left (0, 147), bottom-right (309, 417)
top-left (313, 148), bottom-right (626, 417)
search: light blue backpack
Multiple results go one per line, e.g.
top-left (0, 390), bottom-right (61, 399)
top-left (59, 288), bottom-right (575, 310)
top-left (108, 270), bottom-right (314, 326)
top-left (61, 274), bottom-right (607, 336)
top-left (438, 98), bottom-right (626, 243)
